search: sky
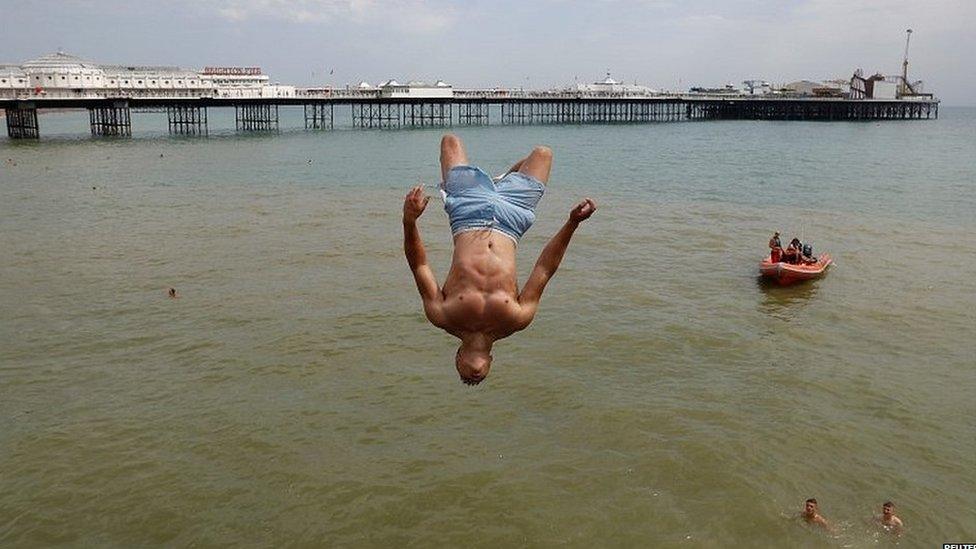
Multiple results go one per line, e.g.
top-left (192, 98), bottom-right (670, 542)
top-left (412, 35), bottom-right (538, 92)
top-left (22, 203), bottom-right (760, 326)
top-left (2, 0), bottom-right (973, 105)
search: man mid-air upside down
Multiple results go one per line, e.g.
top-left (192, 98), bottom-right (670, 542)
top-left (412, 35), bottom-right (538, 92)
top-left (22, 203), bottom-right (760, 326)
top-left (402, 134), bottom-right (597, 385)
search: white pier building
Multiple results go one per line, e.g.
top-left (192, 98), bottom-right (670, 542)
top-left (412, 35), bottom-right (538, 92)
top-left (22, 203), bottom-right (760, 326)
top-left (378, 79), bottom-right (453, 99)
top-left (0, 51), bottom-right (295, 100)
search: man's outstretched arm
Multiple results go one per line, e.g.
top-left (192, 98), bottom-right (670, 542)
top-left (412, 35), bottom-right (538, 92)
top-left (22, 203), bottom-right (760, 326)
top-left (518, 198), bottom-right (597, 322)
top-left (403, 186), bottom-right (445, 326)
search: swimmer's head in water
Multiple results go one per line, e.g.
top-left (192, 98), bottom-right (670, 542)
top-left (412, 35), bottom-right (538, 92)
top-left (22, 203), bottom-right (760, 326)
top-left (882, 501), bottom-right (893, 516)
top-left (456, 346), bottom-right (491, 385)
top-left (804, 498), bottom-right (818, 515)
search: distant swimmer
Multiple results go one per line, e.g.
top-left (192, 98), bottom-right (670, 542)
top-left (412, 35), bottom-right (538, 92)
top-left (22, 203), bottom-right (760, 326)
top-left (878, 501), bottom-right (903, 535)
top-left (168, 288), bottom-right (178, 299)
top-left (800, 498), bottom-right (834, 532)
top-left (403, 133), bottom-right (596, 385)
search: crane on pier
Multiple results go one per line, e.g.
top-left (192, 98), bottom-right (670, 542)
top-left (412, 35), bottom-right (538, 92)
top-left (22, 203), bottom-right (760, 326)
top-left (900, 28), bottom-right (918, 96)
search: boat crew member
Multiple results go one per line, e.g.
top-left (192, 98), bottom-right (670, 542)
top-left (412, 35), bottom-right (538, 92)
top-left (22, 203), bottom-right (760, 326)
top-left (800, 241), bottom-right (817, 264)
top-left (769, 231), bottom-right (783, 262)
top-left (403, 134), bottom-right (596, 385)
top-left (784, 238), bottom-right (803, 264)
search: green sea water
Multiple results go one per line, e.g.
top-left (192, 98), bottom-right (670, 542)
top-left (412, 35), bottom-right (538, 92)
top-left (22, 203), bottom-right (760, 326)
top-left (1, 108), bottom-right (974, 547)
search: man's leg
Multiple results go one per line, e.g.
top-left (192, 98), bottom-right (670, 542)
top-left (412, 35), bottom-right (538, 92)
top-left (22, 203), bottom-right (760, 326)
top-left (440, 134), bottom-right (468, 182)
top-left (514, 146), bottom-right (552, 184)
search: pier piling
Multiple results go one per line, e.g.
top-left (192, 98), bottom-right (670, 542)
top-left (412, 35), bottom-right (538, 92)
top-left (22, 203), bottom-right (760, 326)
top-left (404, 103), bottom-right (451, 128)
top-left (89, 101), bottom-right (131, 137)
top-left (235, 104), bottom-right (278, 131)
top-left (5, 104), bottom-right (39, 139)
top-left (167, 105), bottom-right (207, 135)
top-left (304, 103), bottom-right (333, 130)
top-left (457, 102), bottom-right (489, 125)
top-left (353, 103), bottom-right (401, 129)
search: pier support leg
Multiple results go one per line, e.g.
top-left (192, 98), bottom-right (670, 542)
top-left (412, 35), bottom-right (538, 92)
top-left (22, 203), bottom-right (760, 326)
top-left (5, 105), bottom-right (39, 139)
top-left (235, 104), bottom-right (278, 132)
top-left (405, 103), bottom-right (451, 128)
top-left (457, 102), bottom-right (488, 125)
top-left (167, 105), bottom-right (207, 135)
top-left (304, 103), bottom-right (333, 130)
top-left (353, 103), bottom-right (400, 129)
top-left (89, 101), bottom-right (131, 137)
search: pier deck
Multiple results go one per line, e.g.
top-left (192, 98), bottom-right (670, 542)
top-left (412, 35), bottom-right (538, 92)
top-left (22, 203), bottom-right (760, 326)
top-left (2, 95), bottom-right (939, 139)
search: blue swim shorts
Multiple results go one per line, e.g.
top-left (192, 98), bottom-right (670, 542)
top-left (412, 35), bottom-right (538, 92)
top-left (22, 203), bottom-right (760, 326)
top-left (440, 165), bottom-right (546, 243)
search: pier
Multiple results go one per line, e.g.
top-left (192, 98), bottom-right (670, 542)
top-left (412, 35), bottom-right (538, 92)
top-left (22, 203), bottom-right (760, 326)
top-left (2, 94), bottom-right (939, 139)
top-left (1, 51), bottom-right (940, 139)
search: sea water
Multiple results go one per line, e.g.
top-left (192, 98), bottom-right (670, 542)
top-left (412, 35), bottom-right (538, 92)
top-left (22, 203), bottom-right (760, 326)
top-left (1, 108), bottom-right (974, 546)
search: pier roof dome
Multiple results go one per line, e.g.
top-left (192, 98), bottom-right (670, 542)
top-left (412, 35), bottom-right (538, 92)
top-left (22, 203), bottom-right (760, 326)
top-left (22, 51), bottom-right (98, 70)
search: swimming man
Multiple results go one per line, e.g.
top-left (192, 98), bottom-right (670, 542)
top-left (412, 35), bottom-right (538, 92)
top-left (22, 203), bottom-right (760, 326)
top-left (801, 498), bottom-right (834, 532)
top-left (878, 501), bottom-right (903, 535)
top-left (403, 134), bottom-right (596, 385)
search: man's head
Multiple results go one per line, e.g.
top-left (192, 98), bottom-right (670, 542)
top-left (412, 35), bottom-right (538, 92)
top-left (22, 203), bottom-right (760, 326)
top-left (774, 231), bottom-right (780, 237)
top-left (456, 344), bottom-right (492, 385)
top-left (804, 498), bottom-right (818, 516)
top-left (882, 501), bottom-right (894, 517)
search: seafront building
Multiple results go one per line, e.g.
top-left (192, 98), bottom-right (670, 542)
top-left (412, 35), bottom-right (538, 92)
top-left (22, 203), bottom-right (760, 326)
top-left (377, 80), bottom-right (453, 99)
top-left (0, 51), bottom-right (295, 100)
top-left (572, 73), bottom-right (657, 97)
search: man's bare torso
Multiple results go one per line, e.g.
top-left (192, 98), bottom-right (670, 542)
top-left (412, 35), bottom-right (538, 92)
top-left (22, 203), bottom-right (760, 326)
top-left (402, 133), bottom-right (596, 383)
top-left (440, 230), bottom-right (525, 338)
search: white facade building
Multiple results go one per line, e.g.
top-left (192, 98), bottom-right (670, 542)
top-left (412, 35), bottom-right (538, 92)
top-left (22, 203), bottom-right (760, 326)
top-left (871, 80), bottom-right (899, 99)
top-left (0, 66), bottom-right (29, 92)
top-left (783, 80), bottom-right (822, 96)
top-left (0, 51), bottom-right (281, 100)
top-left (574, 74), bottom-right (657, 96)
top-left (378, 79), bottom-right (453, 98)
top-left (782, 79), bottom-right (851, 97)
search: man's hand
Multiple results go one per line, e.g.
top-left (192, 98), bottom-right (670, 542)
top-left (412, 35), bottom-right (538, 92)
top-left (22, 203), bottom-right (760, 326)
top-left (569, 197), bottom-right (597, 224)
top-left (403, 185), bottom-right (430, 223)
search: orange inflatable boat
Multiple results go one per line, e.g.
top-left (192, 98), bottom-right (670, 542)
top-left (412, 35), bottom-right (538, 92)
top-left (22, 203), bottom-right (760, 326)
top-left (760, 253), bottom-right (832, 285)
